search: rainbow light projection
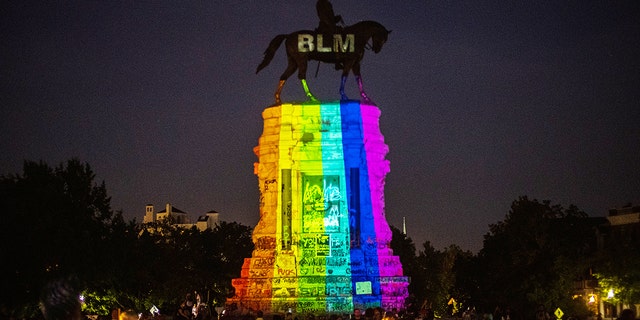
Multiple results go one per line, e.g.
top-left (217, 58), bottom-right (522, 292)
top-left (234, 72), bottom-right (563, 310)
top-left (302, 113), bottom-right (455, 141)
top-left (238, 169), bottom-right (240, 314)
top-left (227, 101), bottom-right (408, 315)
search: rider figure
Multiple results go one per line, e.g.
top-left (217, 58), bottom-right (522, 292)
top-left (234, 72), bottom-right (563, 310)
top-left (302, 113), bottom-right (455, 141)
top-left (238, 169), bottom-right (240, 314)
top-left (316, 0), bottom-right (344, 69)
top-left (316, 0), bottom-right (343, 35)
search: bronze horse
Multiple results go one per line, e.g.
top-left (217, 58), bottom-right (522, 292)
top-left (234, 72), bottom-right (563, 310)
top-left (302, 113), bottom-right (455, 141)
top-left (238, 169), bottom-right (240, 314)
top-left (256, 20), bottom-right (390, 105)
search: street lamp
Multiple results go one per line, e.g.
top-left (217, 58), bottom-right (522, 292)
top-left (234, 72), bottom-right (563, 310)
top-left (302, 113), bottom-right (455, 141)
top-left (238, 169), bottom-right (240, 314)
top-left (606, 290), bottom-right (614, 320)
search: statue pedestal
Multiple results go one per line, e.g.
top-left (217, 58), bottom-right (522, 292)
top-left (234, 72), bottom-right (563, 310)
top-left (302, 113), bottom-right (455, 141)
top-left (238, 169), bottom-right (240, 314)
top-left (227, 101), bottom-right (408, 315)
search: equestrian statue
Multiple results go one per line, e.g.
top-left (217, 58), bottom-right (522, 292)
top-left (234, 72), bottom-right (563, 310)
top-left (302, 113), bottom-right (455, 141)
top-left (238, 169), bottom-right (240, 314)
top-left (256, 10), bottom-right (390, 105)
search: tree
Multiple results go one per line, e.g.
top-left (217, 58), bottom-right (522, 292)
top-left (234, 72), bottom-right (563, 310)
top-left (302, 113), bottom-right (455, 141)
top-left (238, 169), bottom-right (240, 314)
top-left (593, 215), bottom-right (640, 308)
top-left (415, 241), bottom-right (445, 315)
top-left (477, 196), bottom-right (593, 319)
top-left (208, 221), bottom-right (254, 304)
top-left (389, 225), bottom-right (422, 315)
top-left (446, 245), bottom-right (478, 313)
top-left (0, 159), bottom-right (125, 317)
top-left (0, 159), bottom-right (256, 316)
top-left (131, 219), bottom-right (254, 311)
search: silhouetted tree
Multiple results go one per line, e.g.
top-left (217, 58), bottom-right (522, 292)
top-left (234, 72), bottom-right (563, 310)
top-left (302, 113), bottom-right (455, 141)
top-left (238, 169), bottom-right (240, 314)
top-left (477, 196), bottom-right (593, 319)
top-left (445, 245), bottom-right (477, 312)
top-left (0, 159), bottom-right (126, 317)
top-left (132, 219), bottom-right (254, 310)
top-left (593, 210), bottom-right (640, 308)
top-left (414, 241), bottom-right (441, 312)
top-left (390, 225), bottom-right (420, 312)
top-left (208, 221), bottom-right (254, 304)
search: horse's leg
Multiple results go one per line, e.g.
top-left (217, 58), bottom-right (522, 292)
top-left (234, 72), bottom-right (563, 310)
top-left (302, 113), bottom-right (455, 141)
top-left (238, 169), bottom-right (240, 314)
top-left (297, 59), bottom-right (318, 102)
top-left (353, 62), bottom-right (374, 104)
top-left (340, 62), bottom-right (354, 101)
top-left (356, 76), bottom-right (373, 103)
top-left (275, 80), bottom-right (286, 105)
top-left (301, 79), bottom-right (318, 102)
top-left (276, 57), bottom-right (298, 104)
top-left (340, 75), bottom-right (349, 101)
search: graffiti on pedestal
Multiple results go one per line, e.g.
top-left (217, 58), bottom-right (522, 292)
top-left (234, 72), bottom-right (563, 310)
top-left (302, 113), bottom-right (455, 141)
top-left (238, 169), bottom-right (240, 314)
top-left (229, 98), bottom-right (411, 312)
top-left (255, 236), bottom-right (277, 251)
top-left (302, 175), bottom-right (342, 233)
top-left (317, 234), bottom-right (330, 256)
top-left (330, 235), bottom-right (349, 257)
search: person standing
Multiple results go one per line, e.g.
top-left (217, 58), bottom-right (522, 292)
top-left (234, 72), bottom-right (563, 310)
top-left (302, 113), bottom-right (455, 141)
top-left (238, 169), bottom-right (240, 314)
top-left (353, 308), bottom-right (363, 320)
top-left (176, 293), bottom-right (195, 320)
top-left (120, 310), bottom-right (139, 320)
top-left (535, 305), bottom-right (550, 320)
top-left (39, 277), bottom-right (83, 320)
top-left (620, 309), bottom-right (636, 320)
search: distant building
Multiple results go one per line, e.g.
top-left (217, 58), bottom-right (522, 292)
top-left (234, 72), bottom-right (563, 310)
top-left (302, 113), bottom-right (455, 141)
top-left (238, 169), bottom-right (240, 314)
top-left (602, 204), bottom-right (640, 318)
top-left (607, 204), bottom-right (640, 234)
top-left (574, 204), bottom-right (640, 319)
top-left (143, 203), bottom-right (220, 231)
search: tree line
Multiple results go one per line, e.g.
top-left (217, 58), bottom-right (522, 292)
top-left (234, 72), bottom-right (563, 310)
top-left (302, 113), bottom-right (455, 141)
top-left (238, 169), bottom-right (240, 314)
top-left (1, 159), bottom-right (638, 319)
top-left (0, 159), bottom-right (253, 318)
top-left (392, 197), bottom-right (640, 320)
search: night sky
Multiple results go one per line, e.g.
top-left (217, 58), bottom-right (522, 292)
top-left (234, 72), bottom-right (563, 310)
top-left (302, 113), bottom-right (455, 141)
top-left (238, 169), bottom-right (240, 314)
top-left (2, 1), bottom-right (639, 252)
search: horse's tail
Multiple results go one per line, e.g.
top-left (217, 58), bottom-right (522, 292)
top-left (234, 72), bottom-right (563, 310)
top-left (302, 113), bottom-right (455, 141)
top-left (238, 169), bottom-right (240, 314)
top-left (256, 34), bottom-right (288, 74)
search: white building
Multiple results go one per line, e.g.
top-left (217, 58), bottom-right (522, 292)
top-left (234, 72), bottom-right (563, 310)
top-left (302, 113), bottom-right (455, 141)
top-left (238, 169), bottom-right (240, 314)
top-left (144, 203), bottom-right (220, 231)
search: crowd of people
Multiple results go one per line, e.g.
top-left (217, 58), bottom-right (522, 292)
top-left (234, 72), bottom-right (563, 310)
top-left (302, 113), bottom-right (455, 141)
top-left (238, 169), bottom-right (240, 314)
top-left (35, 276), bottom-right (637, 320)
top-left (242, 306), bottom-right (401, 320)
top-left (173, 292), bottom-right (212, 320)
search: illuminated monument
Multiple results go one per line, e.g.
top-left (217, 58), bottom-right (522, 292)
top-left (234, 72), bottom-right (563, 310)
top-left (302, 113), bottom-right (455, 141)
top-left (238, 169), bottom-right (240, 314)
top-left (227, 7), bottom-right (408, 315)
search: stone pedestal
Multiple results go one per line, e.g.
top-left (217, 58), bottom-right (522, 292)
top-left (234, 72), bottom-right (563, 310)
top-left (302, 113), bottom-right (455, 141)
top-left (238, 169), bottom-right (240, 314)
top-left (227, 101), bottom-right (408, 315)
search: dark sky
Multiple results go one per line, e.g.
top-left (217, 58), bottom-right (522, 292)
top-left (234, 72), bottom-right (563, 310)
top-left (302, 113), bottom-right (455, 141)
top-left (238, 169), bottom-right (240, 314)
top-left (2, 1), bottom-right (639, 252)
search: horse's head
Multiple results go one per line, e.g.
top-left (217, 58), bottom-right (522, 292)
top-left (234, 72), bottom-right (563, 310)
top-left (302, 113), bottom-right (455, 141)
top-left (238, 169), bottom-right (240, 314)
top-left (372, 28), bottom-right (390, 53)
top-left (348, 21), bottom-right (390, 53)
